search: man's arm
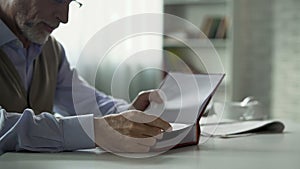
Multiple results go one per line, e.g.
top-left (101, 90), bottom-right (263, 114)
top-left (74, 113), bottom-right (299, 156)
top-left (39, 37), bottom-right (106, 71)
top-left (0, 107), bottom-right (95, 155)
top-left (53, 45), bottom-right (129, 117)
top-left (0, 85), bottom-right (170, 154)
top-left (49, 43), bottom-right (172, 153)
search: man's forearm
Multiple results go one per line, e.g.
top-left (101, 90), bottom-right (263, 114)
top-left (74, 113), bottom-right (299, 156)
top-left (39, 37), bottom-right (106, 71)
top-left (0, 108), bottom-right (95, 155)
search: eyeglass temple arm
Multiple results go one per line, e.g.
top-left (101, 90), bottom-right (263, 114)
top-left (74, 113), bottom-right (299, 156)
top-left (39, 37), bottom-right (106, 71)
top-left (73, 0), bottom-right (82, 7)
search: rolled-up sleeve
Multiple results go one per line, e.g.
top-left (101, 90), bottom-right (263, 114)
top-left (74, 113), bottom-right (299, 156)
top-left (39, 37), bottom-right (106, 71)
top-left (0, 108), bottom-right (95, 155)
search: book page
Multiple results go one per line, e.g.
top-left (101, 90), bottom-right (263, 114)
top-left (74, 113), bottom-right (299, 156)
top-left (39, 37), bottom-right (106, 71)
top-left (145, 72), bottom-right (225, 124)
top-left (170, 123), bottom-right (191, 131)
top-left (145, 72), bottom-right (224, 150)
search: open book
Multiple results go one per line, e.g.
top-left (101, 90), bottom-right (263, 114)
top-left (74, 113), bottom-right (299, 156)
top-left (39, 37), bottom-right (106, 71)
top-left (144, 72), bottom-right (225, 150)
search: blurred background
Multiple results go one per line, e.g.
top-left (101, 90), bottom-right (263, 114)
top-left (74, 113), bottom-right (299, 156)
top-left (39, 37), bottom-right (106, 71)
top-left (53, 0), bottom-right (300, 121)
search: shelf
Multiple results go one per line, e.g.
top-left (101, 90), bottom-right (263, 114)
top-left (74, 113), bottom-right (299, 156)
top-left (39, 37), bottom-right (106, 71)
top-left (163, 38), bottom-right (227, 48)
top-left (164, 0), bottom-right (227, 5)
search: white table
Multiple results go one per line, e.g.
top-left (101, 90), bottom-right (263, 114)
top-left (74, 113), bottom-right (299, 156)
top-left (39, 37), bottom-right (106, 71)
top-left (1, 120), bottom-right (299, 169)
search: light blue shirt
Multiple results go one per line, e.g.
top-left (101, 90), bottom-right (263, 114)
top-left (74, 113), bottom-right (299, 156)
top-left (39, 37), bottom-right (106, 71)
top-left (0, 19), bottom-right (129, 155)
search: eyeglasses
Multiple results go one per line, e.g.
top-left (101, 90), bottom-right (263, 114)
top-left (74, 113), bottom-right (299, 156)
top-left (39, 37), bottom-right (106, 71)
top-left (53, 0), bottom-right (83, 8)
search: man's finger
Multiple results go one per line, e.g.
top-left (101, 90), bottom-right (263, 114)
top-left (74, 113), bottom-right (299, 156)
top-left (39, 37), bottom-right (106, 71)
top-left (149, 89), bottom-right (163, 104)
top-left (131, 123), bottom-right (164, 138)
top-left (122, 136), bottom-right (152, 152)
top-left (145, 115), bottom-right (172, 132)
top-left (132, 137), bottom-right (157, 146)
top-left (122, 111), bottom-right (172, 132)
top-left (126, 143), bottom-right (150, 153)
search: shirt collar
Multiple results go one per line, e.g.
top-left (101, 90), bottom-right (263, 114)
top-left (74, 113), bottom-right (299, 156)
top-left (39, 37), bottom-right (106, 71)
top-left (0, 19), bottom-right (19, 47)
top-left (0, 19), bottom-right (43, 50)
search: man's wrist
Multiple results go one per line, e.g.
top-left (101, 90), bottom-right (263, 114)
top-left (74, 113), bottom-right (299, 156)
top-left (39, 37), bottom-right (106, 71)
top-left (93, 116), bottom-right (105, 148)
top-left (61, 114), bottom-right (95, 150)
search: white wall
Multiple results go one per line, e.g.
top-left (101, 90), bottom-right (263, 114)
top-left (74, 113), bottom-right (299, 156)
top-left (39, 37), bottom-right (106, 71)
top-left (53, 0), bottom-right (163, 66)
top-left (272, 0), bottom-right (300, 120)
top-left (53, 0), bottom-right (164, 101)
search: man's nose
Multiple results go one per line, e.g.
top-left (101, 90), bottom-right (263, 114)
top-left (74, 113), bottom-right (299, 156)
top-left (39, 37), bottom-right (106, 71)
top-left (55, 3), bottom-right (69, 24)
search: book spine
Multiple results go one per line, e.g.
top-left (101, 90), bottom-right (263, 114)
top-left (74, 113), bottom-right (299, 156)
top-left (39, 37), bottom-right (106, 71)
top-left (201, 16), bottom-right (228, 39)
top-left (215, 17), bottom-right (229, 39)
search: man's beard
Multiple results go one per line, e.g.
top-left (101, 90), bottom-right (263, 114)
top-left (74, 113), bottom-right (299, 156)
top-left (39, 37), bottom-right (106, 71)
top-left (15, 12), bottom-right (52, 45)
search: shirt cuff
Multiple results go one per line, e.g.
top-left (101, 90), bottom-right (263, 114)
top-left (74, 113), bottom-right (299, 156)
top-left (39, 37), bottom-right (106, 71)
top-left (117, 104), bottom-right (131, 113)
top-left (60, 114), bottom-right (95, 151)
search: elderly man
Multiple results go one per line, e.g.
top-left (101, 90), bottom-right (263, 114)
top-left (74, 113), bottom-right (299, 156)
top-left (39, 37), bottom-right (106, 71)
top-left (0, 0), bottom-right (171, 154)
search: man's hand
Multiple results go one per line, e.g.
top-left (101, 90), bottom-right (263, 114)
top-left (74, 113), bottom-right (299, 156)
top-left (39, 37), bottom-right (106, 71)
top-left (129, 89), bottom-right (163, 111)
top-left (94, 110), bottom-right (172, 153)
